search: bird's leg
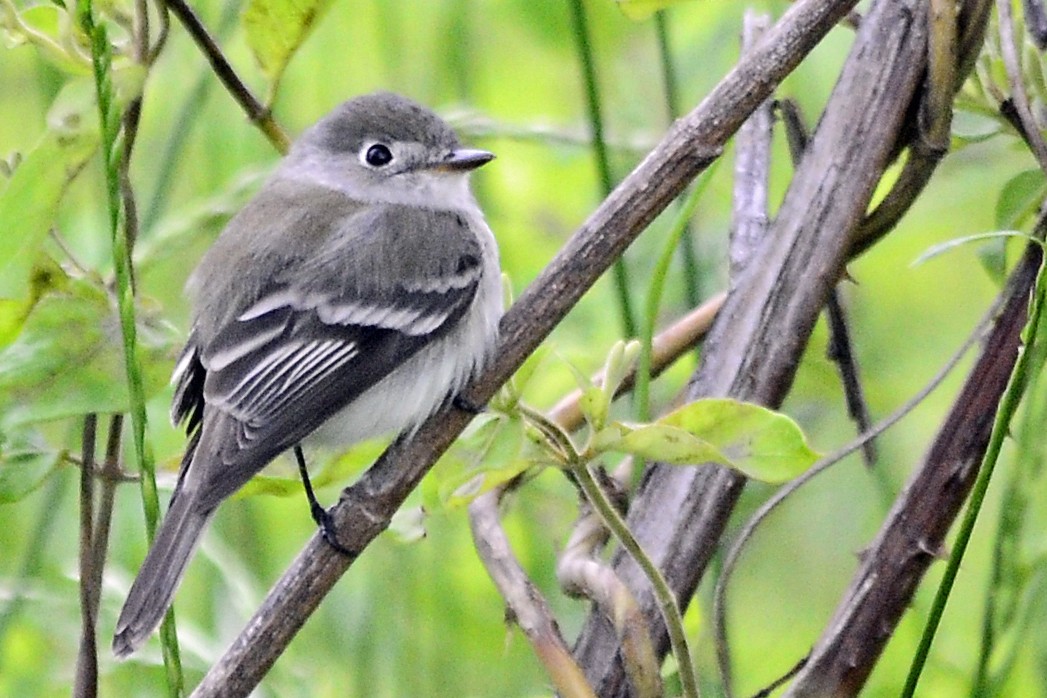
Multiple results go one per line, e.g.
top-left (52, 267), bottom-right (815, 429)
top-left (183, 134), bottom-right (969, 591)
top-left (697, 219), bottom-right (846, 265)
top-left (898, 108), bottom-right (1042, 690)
top-left (294, 445), bottom-right (354, 557)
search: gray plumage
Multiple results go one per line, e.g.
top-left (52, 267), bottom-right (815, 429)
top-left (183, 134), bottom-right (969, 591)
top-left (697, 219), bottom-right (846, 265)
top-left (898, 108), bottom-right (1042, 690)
top-left (113, 92), bottom-right (500, 657)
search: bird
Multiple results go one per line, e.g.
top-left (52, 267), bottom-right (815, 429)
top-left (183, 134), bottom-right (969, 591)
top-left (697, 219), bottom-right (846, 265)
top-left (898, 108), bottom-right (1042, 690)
top-left (112, 92), bottom-right (501, 657)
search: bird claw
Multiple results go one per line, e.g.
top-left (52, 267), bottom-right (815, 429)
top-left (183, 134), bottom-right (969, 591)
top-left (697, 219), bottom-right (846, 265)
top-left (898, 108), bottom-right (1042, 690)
top-left (313, 505), bottom-right (355, 558)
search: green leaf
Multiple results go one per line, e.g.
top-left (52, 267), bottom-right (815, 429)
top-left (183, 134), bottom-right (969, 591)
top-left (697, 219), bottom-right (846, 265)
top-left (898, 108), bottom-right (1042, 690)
top-left (996, 169), bottom-right (1047, 230)
top-left (0, 255), bottom-right (69, 348)
top-left (492, 344), bottom-right (550, 411)
top-left (0, 80), bottom-right (100, 301)
top-left (579, 385), bottom-right (609, 431)
top-left (977, 237), bottom-right (1008, 287)
top-left (596, 422), bottom-right (732, 467)
top-left (912, 230), bottom-right (1037, 267)
top-left (236, 439), bottom-right (384, 499)
top-left (950, 108), bottom-right (1002, 147)
top-left (602, 339), bottom-right (640, 400)
top-left (658, 398), bottom-right (820, 482)
top-left (234, 472), bottom-right (301, 498)
top-left (0, 436), bottom-right (63, 503)
top-left (0, 277), bottom-right (175, 427)
top-left (0, 0), bottom-right (93, 74)
top-left (242, 0), bottom-right (335, 101)
top-left (595, 399), bottom-right (820, 483)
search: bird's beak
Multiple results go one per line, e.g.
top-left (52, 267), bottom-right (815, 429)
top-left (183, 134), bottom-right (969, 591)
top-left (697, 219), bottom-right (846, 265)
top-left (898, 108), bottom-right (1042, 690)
top-left (430, 148), bottom-right (495, 173)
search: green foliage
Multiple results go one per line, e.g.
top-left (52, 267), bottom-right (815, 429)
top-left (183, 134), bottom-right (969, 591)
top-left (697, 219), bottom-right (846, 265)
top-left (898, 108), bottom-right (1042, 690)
top-left (243, 0), bottom-right (334, 104)
top-left (997, 169), bottom-right (1047, 231)
top-left (0, 84), bottom-right (98, 300)
top-left (596, 399), bottom-right (820, 483)
top-left (1, 0), bottom-right (1046, 696)
top-left (0, 273), bottom-right (173, 428)
top-left (0, 434), bottom-right (63, 503)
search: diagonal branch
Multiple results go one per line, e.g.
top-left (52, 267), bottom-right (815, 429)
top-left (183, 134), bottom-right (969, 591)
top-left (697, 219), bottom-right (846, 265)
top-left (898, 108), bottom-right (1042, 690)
top-left (188, 0), bottom-right (862, 694)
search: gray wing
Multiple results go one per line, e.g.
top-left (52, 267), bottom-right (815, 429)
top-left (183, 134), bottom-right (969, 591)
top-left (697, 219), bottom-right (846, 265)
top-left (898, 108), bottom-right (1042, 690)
top-left (171, 204), bottom-right (483, 508)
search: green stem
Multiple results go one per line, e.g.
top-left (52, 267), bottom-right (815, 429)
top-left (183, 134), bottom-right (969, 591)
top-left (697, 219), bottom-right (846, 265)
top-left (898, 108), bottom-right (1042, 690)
top-left (515, 396), bottom-right (698, 695)
top-left (567, 0), bottom-right (637, 338)
top-left (572, 465), bottom-right (699, 698)
top-left (974, 253), bottom-right (1047, 693)
top-left (78, 0), bottom-right (182, 690)
top-left (901, 252), bottom-right (1046, 697)
top-left (654, 10), bottom-right (702, 309)
top-left (636, 163), bottom-right (719, 422)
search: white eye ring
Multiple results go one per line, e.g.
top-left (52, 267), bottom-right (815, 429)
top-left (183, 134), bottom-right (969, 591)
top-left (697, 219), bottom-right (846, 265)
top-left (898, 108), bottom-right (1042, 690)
top-left (362, 143), bottom-right (394, 167)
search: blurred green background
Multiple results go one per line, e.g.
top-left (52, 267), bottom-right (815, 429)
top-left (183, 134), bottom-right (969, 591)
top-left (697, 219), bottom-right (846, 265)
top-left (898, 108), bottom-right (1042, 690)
top-left (2, 0), bottom-right (1045, 695)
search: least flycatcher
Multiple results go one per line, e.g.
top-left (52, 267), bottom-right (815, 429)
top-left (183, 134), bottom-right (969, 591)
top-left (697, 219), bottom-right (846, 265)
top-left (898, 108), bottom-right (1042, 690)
top-left (113, 92), bottom-right (501, 657)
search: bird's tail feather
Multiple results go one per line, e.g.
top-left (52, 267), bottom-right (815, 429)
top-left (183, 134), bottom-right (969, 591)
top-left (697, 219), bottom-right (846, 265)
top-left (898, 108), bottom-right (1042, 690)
top-left (112, 492), bottom-right (212, 657)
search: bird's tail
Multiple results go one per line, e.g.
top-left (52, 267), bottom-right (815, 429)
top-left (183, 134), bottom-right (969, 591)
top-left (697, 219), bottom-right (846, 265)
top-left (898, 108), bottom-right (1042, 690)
top-left (112, 491), bottom-right (213, 658)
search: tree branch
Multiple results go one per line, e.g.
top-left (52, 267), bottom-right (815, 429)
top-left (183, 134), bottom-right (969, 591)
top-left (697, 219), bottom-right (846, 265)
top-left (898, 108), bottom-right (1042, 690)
top-left (189, 0), bottom-right (862, 694)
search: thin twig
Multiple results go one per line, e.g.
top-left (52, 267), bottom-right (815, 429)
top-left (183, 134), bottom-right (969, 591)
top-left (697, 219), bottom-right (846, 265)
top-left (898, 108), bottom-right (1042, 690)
top-left (729, 11), bottom-right (773, 282)
top-left (468, 488), bottom-right (597, 698)
top-left (751, 655), bottom-right (808, 698)
top-left (714, 284), bottom-right (1004, 695)
top-left (89, 416), bottom-right (124, 612)
top-left (824, 291), bottom-right (877, 465)
top-left (159, 0), bottom-right (290, 153)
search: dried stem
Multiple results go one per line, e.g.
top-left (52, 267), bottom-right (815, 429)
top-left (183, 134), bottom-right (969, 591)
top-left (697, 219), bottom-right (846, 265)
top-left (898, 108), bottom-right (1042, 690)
top-left (468, 488), bottom-right (596, 698)
top-left (74, 414), bottom-right (99, 698)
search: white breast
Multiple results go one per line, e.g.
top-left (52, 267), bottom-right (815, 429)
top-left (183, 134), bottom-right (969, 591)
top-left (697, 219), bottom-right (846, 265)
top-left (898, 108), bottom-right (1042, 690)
top-left (306, 212), bottom-right (501, 449)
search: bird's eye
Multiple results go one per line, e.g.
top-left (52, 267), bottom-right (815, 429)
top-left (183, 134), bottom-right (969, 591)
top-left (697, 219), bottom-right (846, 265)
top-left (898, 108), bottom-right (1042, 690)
top-left (364, 143), bottom-right (393, 167)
